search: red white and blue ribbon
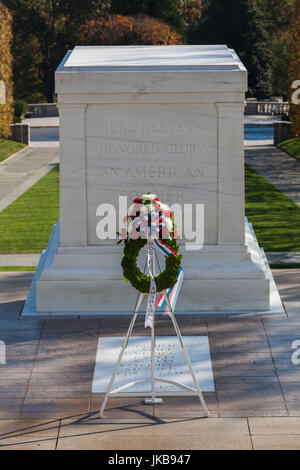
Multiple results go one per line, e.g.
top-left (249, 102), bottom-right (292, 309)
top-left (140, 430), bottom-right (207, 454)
top-left (145, 238), bottom-right (156, 329)
top-left (156, 267), bottom-right (184, 315)
top-left (144, 237), bottom-right (183, 328)
top-left (154, 238), bottom-right (178, 257)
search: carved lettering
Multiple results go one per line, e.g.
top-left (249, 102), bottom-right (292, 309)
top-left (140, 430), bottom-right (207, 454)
top-left (98, 166), bottom-right (203, 179)
top-left (99, 143), bottom-right (203, 156)
top-left (120, 188), bottom-right (185, 203)
top-left (99, 143), bottom-right (160, 156)
top-left (99, 120), bottom-right (204, 136)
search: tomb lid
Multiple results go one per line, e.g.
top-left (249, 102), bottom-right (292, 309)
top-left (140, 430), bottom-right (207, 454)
top-left (55, 45), bottom-right (247, 94)
top-left (60, 45), bottom-right (245, 72)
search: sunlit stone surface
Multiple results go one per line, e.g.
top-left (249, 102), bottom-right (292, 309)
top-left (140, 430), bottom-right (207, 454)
top-left (30, 45), bottom-right (272, 315)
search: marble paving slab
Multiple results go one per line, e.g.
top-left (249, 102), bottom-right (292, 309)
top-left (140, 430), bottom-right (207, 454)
top-left (92, 335), bottom-right (214, 396)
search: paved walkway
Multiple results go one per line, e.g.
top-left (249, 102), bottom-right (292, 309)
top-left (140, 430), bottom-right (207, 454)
top-left (0, 146), bottom-right (59, 212)
top-left (0, 270), bottom-right (300, 449)
top-left (0, 254), bottom-right (40, 267)
top-left (267, 253), bottom-right (300, 264)
top-left (245, 145), bottom-right (300, 206)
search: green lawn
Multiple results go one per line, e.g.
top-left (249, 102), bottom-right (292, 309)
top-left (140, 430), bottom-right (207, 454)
top-left (0, 163), bottom-right (300, 254)
top-left (278, 136), bottom-right (300, 161)
top-left (0, 266), bottom-right (36, 271)
top-left (245, 165), bottom-right (300, 252)
top-left (0, 165), bottom-right (59, 253)
top-left (270, 264), bottom-right (300, 269)
top-left (0, 138), bottom-right (26, 163)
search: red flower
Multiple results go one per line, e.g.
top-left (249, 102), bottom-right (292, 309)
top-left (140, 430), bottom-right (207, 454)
top-left (133, 197), bottom-right (142, 203)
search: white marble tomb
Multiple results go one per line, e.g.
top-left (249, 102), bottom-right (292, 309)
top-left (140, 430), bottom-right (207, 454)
top-left (28, 45), bottom-right (272, 315)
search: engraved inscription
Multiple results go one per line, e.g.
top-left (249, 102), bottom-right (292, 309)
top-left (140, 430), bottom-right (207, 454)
top-left (99, 120), bottom-right (203, 135)
top-left (99, 120), bottom-right (204, 157)
top-left (99, 143), bottom-right (203, 156)
top-left (119, 189), bottom-right (184, 204)
top-left (86, 104), bottom-right (218, 245)
top-left (98, 166), bottom-right (203, 179)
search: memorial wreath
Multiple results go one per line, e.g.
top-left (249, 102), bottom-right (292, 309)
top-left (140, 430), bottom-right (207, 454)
top-left (119, 194), bottom-right (182, 294)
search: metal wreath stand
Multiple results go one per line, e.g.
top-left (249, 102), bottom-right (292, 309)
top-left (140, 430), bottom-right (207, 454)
top-left (99, 247), bottom-right (210, 418)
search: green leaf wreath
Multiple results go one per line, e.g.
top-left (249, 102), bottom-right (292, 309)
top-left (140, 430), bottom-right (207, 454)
top-left (119, 194), bottom-right (182, 294)
top-left (121, 237), bottom-right (182, 294)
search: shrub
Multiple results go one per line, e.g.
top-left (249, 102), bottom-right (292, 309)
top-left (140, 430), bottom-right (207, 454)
top-left (13, 99), bottom-right (28, 123)
top-left (78, 14), bottom-right (183, 45)
top-left (0, 2), bottom-right (13, 138)
top-left (190, 0), bottom-right (273, 99)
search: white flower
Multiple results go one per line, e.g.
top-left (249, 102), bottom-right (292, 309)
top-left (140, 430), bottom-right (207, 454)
top-left (159, 203), bottom-right (170, 212)
top-left (165, 217), bottom-right (173, 232)
top-left (142, 193), bottom-right (157, 200)
top-left (139, 205), bottom-right (148, 216)
top-left (127, 221), bottom-right (134, 234)
top-left (128, 203), bottom-right (142, 217)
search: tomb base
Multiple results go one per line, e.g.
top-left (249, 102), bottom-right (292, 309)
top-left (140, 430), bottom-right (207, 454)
top-left (22, 219), bottom-right (283, 317)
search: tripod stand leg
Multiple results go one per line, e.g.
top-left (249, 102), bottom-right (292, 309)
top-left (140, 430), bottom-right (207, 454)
top-left (99, 292), bottom-right (145, 418)
top-left (151, 311), bottom-right (155, 402)
top-left (163, 291), bottom-right (210, 417)
top-left (144, 311), bottom-right (163, 405)
top-left (144, 245), bottom-right (163, 405)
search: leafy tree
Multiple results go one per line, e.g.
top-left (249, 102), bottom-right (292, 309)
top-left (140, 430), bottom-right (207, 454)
top-left (4, 0), bottom-right (188, 102)
top-left (110, 0), bottom-right (148, 14)
top-left (257, 0), bottom-right (293, 35)
top-left (289, 0), bottom-right (300, 136)
top-left (257, 0), bottom-right (292, 98)
top-left (0, 2), bottom-right (14, 137)
top-left (148, 0), bottom-right (185, 32)
top-left (3, 0), bottom-right (110, 102)
top-left (110, 0), bottom-right (185, 33)
top-left (190, 0), bottom-right (273, 99)
top-left (177, 0), bottom-right (203, 27)
top-left (78, 14), bottom-right (183, 45)
top-left (271, 32), bottom-right (290, 98)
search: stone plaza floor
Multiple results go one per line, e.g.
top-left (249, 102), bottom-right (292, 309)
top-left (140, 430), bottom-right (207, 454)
top-left (1, 270), bottom-right (300, 449)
